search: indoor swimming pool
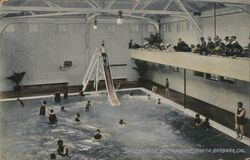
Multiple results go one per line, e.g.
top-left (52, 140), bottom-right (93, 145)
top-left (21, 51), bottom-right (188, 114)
top-left (0, 89), bottom-right (249, 160)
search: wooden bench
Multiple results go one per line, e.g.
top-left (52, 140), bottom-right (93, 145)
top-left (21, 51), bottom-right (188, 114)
top-left (22, 82), bottom-right (68, 92)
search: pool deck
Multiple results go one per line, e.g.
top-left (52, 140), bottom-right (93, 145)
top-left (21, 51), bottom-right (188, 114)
top-left (141, 80), bottom-right (250, 140)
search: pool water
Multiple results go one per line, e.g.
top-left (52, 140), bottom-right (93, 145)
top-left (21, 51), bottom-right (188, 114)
top-left (0, 89), bottom-right (249, 160)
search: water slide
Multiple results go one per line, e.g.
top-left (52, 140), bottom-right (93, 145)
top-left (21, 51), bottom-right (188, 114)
top-left (101, 54), bottom-right (121, 106)
top-left (82, 48), bottom-right (120, 106)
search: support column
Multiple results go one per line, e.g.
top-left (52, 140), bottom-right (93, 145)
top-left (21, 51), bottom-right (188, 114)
top-left (184, 69), bottom-right (187, 108)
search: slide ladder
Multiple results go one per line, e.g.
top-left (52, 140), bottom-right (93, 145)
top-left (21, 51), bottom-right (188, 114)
top-left (82, 47), bottom-right (120, 106)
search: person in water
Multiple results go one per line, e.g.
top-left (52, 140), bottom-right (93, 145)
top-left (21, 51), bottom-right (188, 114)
top-left (94, 129), bottom-right (102, 140)
top-left (75, 113), bottom-right (80, 122)
top-left (147, 94), bottom-right (151, 100)
top-left (39, 100), bottom-right (47, 116)
top-left (16, 98), bottom-right (24, 109)
top-left (194, 113), bottom-right (203, 127)
top-left (57, 140), bottom-right (69, 157)
top-left (201, 117), bottom-right (210, 131)
top-left (48, 109), bottom-right (57, 124)
top-left (119, 119), bottom-right (127, 126)
top-left (50, 153), bottom-right (56, 160)
top-left (85, 100), bottom-right (91, 111)
top-left (157, 98), bottom-right (161, 104)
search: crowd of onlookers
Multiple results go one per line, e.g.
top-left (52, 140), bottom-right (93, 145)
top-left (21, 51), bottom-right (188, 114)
top-left (129, 35), bottom-right (250, 58)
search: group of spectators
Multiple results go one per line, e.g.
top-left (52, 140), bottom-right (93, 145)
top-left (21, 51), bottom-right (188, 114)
top-left (129, 35), bottom-right (250, 58)
top-left (174, 35), bottom-right (245, 57)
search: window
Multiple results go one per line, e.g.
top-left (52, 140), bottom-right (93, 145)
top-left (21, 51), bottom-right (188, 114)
top-left (206, 74), bottom-right (219, 81)
top-left (186, 21), bottom-right (191, 31)
top-left (148, 25), bottom-right (155, 33)
top-left (131, 24), bottom-right (139, 32)
top-left (193, 71), bottom-right (204, 78)
top-left (29, 24), bottom-right (39, 33)
top-left (167, 23), bottom-right (171, 32)
top-left (57, 24), bottom-right (67, 33)
top-left (176, 21), bottom-right (181, 32)
top-left (171, 66), bottom-right (180, 72)
top-left (5, 24), bottom-right (15, 33)
top-left (107, 25), bottom-right (115, 32)
top-left (220, 77), bottom-right (235, 85)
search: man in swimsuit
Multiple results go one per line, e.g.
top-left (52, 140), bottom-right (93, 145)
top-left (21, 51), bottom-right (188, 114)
top-left (94, 129), bottom-right (102, 140)
top-left (48, 109), bottom-right (57, 124)
top-left (75, 113), bottom-right (80, 122)
top-left (119, 119), bottom-right (127, 126)
top-left (16, 98), bottom-right (24, 109)
top-left (85, 100), bottom-right (91, 112)
top-left (57, 140), bottom-right (69, 157)
top-left (39, 101), bottom-right (47, 116)
top-left (194, 113), bottom-right (203, 127)
top-left (235, 102), bottom-right (246, 140)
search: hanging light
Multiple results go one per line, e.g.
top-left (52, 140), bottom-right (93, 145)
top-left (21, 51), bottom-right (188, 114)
top-left (117, 10), bottom-right (123, 25)
top-left (93, 19), bottom-right (98, 30)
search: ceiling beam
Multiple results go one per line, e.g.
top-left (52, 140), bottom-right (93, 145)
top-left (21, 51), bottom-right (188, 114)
top-left (141, 1), bottom-right (155, 17)
top-left (106, 0), bottom-right (115, 9)
top-left (192, 0), bottom-right (250, 4)
top-left (128, 1), bottom-right (141, 15)
top-left (0, 6), bottom-right (186, 15)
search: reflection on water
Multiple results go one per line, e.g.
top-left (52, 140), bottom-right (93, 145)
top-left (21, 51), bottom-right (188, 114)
top-left (0, 90), bottom-right (249, 160)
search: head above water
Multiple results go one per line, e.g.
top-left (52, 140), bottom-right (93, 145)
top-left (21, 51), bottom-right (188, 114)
top-left (50, 153), bottom-right (56, 159)
top-left (57, 140), bottom-right (63, 146)
top-left (76, 113), bottom-right (80, 117)
top-left (50, 109), bottom-right (54, 113)
top-left (195, 113), bottom-right (200, 118)
top-left (237, 102), bottom-right (243, 108)
top-left (61, 106), bottom-right (65, 110)
top-left (96, 129), bottom-right (100, 133)
top-left (43, 100), bottom-right (47, 105)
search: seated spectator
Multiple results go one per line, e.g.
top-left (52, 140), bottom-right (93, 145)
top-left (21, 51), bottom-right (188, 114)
top-left (194, 113), bottom-right (203, 127)
top-left (199, 37), bottom-right (208, 55)
top-left (160, 42), bottom-right (166, 50)
top-left (214, 38), bottom-right (225, 56)
top-left (224, 36), bottom-right (230, 46)
top-left (225, 38), bottom-right (234, 56)
top-left (166, 44), bottom-right (174, 52)
top-left (174, 38), bottom-right (191, 52)
top-left (207, 36), bottom-right (215, 55)
top-left (231, 36), bottom-right (243, 57)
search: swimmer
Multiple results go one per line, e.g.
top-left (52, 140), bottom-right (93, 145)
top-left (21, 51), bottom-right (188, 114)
top-left (85, 100), bottom-right (91, 111)
top-left (75, 113), bottom-right (80, 122)
top-left (63, 88), bottom-right (68, 99)
top-left (48, 109), bottom-right (57, 124)
top-left (50, 153), bottom-right (56, 160)
top-left (57, 140), bottom-right (69, 157)
top-left (94, 129), bottom-right (102, 140)
top-left (61, 106), bottom-right (66, 112)
top-left (147, 94), bottom-right (151, 100)
top-left (79, 90), bottom-right (85, 97)
top-left (118, 119), bottom-right (127, 126)
top-left (157, 98), bottom-right (161, 104)
top-left (39, 100), bottom-right (47, 116)
top-left (16, 98), bottom-right (24, 109)
top-left (194, 113), bottom-right (203, 127)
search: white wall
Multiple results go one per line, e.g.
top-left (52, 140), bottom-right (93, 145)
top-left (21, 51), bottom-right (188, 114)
top-left (146, 68), bottom-right (250, 119)
top-left (161, 10), bottom-right (250, 47)
top-left (0, 18), bottom-right (156, 91)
